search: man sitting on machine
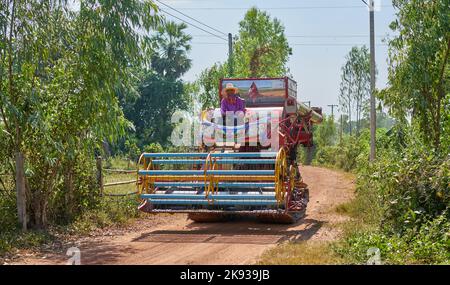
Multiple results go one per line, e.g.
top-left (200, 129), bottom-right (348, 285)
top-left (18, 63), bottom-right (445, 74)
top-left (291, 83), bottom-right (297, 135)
top-left (220, 83), bottom-right (246, 116)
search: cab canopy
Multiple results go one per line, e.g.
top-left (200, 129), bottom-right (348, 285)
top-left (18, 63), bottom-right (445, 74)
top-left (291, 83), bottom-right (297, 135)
top-left (220, 77), bottom-right (297, 107)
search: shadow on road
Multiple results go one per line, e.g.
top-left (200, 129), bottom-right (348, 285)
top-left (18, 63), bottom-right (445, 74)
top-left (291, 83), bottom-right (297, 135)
top-left (132, 216), bottom-right (324, 245)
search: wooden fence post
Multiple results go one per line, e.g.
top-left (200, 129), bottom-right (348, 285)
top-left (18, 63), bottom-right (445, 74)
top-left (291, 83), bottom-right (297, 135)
top-left (96, 156), bottom-right (103, 196)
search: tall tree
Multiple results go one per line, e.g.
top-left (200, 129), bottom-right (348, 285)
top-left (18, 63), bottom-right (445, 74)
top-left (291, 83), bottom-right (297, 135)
top-left (339, 46), bottom-right (372, 135)
top-left (128, 72), bottom-right (186, 145)
top-left (233, 7), bottom-right (292, 77)
top-left (151, 21), bottom-right (192, 80)
top-left (379, 0), bottom-right (449, 150)
top-left (125, 21), bottom-right (193, 146)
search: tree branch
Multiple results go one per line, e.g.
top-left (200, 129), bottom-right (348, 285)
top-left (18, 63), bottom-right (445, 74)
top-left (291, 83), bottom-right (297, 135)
top-left (437, 36), bottom-right (450, 98)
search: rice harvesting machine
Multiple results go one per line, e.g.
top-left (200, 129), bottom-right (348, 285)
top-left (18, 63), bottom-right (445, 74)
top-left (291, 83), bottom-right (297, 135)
top-left (137, 77), bottom-right (323, 223)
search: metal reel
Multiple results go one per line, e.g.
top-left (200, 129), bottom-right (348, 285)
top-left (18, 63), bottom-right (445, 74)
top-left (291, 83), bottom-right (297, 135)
top-left (274, 148), bottom-right (288, 203)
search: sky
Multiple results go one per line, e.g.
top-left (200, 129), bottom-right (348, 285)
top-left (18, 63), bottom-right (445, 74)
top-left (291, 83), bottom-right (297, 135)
top-left (159, 0), bottom-right (398, 117)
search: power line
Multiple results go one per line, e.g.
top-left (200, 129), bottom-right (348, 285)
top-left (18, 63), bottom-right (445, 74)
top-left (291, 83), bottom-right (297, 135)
top-left (173, 5), bottom-right (393, 10)
top-left (156, 0), bottom-right (227, 36)
top-left (159, 9), bottom-right (227, 41)
top-left (190, 42), bottom-right (387, 47)
top-left (191, 34), bottom-right (386, 38)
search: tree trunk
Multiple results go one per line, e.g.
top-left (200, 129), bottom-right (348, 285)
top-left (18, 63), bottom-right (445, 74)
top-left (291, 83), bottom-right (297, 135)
top-left (64, 165), bottom-right (74, 219)
top-left (32, 190), bottom-right (48, 229)
top-left (356, 100), bottom-right (360, 135)
top-left (348, 108), bottom-right (352, 135)
top-left (96, 156), bottom-right (103, 196)
top-left (434, 94), bottom-right (441, 150)
top-left (15, 151), bottom-right (27, 231)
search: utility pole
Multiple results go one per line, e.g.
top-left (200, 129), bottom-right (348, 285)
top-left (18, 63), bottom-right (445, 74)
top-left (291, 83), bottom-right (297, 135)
top-left (368, 0), bottom-right (376, 161)
top-left (327, 104), bottom-right (338, 119)
top-left (228, 33), bottom-right (234, 77)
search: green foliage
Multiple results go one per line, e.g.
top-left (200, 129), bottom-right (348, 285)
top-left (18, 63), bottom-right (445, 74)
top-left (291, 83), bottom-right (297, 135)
top-left (332, 124), bottom-right (450, 264)
top-left (126, 73), bottom-right (186, 146)
top-left (124, 140), bottom-right (141, 162)
top-left (315, 115), bottom-right (337, 147)
top-left (335, 214), bottom-right (450, 264)
top-left (151, 21), bottom-right (192, 80)
top-left (70, 196), bottom-right (139, 235)
top-left (0, 230), bottom-right (52, 256)
top-left (316, 135), bottom-right (367, 171)
top-left (380, 0), bottom-right (449, 149)
top-left (195, 7), bottom-right (292, 108)
top-left (121, 21), bottom-right (193, 148)
top-left (197, 63), bottom-right (228, 109)
top-left (0, 0), bottom-right (160, 228)
top-left (335, 1), bottom-right (450, 263)
top-left (358, 141), bottom-right (449, 233)
top-left (0, 196), bottom-right (17, 233)
top-left (233, 7), bottom-right (292, 77)
top-left (144, 142), bottom-right (164, 153)
top-left (339, 46), bottom-right (372, 135)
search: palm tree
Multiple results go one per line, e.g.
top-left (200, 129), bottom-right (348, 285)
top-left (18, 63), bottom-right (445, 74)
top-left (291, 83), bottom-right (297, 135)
top-left (151, 21), bottom-right (192, 80)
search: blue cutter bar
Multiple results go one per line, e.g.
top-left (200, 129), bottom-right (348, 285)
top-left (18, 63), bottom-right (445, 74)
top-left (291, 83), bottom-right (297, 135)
top-left (145, 199), bottom-right (278, 206)
top-left (142, 152), bottom-right (277, 158)
top-left (141, 194), bottom-right (275, 200)
top-left (139, 170), bottom-right (275, 176)
top-left (153, 182), bottom-right (275, 188)
top-left (151, 159), bottom-right (276, 165)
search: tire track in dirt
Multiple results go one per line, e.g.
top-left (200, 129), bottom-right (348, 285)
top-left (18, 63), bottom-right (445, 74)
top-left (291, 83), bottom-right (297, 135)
top-left (12, 166), bottom-right (354, 265)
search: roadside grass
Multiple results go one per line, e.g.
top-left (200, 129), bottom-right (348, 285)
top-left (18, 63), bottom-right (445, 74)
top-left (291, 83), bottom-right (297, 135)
top-left (105, 157), bottom-right (136, 170)
top-left (258, 241), bottom-right (344, 265)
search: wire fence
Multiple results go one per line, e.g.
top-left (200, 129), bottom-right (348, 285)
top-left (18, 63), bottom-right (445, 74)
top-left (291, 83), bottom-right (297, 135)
top-left (97, 157), bottom-right (138, 198)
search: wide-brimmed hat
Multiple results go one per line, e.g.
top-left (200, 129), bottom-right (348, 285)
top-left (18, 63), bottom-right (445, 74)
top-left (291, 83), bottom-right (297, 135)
top-left (223, 83), bottom-right (239, 93)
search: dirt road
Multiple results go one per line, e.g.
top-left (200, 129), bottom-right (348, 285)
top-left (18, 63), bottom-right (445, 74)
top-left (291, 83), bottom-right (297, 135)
top-left (13, 166), bottom-right (354, 265)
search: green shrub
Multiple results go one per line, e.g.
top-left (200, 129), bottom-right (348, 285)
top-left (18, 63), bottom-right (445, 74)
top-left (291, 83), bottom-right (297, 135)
top-left (70, 196), bottom-right (139, 235)
top-left (333, 124), bottom-right (449, 264)
top-left (335, 214), bottom-right (450, 264)
top-left (357, 144), bottom-right (449, 233)
top-left (143, 142), bottom-right (164, 153)
top-left (311, 133), bottom-right (370, 171)
top-left (0, 229), bottom-right (53, 256)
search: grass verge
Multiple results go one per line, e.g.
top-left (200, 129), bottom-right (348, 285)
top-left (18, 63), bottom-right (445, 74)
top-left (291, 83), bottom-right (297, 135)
top-left (258, 241), bottom-right (344, 265)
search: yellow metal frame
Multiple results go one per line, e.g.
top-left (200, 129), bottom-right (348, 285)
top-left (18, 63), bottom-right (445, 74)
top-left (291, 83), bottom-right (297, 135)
top-left (274, 147), bottom-right (288, 204)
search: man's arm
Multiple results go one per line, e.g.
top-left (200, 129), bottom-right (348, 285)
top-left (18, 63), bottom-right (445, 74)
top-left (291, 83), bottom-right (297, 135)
top-left (220, 98), bottom-right (227, 116)
top-left (238, 97), bottom-right (246, 112)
